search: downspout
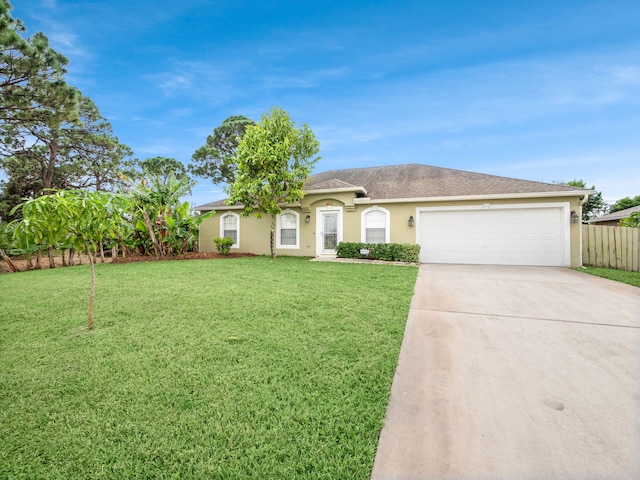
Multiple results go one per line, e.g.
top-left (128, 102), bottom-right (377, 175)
top-left (578, 193), bottom-right (590, 268)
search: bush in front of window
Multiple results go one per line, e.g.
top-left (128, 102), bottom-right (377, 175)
top-left (214, 237), bottom-right (234, 256)
top-left (336, 242), bottom-right (420, 263)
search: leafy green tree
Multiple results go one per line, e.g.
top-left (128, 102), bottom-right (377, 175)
top-left (131, 156), bottom-right (189, 184)
top-left (620, 212), bottom-right (640, 228)
top-left (566, 180), bottom-right (607, 221)
top-left (66, 96), bottom-right (133, 191)
top-left (1, 5), bottom-right (130, 214)
top-left (0, 0), bottom-right (70, 126)
top-left (0, 155), bottom-right (42, 220)
top-left (12, 190), bottom-right (129, 328)
top-left (189, 115), bottom-right (255, 185)
top-left (226, 107), bottom-right (320, 258)
top-left (122, 173), bottom-right (208, 256)
top-left (0, 219), bottom-right (18, 271)
top-left (609, 195), bottom-right (640, 213)
top-left (11, 189), bottom-right (65, 268)
top-left (1, 92), bottom-right (129, 197)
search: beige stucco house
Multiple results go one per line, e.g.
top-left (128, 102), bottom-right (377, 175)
top-left (196, 164), bottom-right (590, 267)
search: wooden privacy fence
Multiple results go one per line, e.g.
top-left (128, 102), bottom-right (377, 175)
top-left (582, 224), bottom-right (640, 272)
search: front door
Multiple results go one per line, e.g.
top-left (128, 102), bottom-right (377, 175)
top-left (317, 207), bottom-right (343, 256)
top-left (322, 212), bottom-right (339, 253)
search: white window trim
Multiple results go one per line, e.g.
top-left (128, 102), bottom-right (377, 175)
top-left (276, 209), bottom-right (300, 249)
top-left (361, 206), bottom-right (391, 243)
top-left (220, 211), bottom-right (240, 248)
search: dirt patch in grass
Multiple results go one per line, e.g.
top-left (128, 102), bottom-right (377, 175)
top-left (1, 252), bottom-right (256, 273)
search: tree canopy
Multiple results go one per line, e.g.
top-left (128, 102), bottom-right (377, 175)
top-left (0, 0), bottom-right (71, 126)
top-left (226, 107), bottom-right (320, 258)
top-left (189, 115), bottom-right (255, 185)
top-left (609, 195), bottom-right (640, 213)
top-left (129, 156), bottom-right (190, 185)
top-left (565, 180), bottom-right (606, 221)
top-left (619, 212), bottom-right (640, 228)
top-left (0, 3), bottom-right (131, 220)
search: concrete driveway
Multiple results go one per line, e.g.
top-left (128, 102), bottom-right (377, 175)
top-left (371, 264), bottom-right (640, 480)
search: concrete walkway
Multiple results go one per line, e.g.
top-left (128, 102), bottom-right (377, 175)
top-left (371, 264), bottom-right (640, 480)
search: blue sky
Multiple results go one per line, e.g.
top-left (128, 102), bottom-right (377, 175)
top-left (11, 0), bottom-right (640, 207)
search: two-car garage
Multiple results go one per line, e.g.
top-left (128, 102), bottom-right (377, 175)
top-left (417, 203), bottom-right (570, 267)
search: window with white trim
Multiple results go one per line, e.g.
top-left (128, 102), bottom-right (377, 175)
top-left (362, 206), bottom-right (390, 244)
top-left (220, 212), bottom-right (239, 248)
top-left (276, 210), bottom-right (299, 249)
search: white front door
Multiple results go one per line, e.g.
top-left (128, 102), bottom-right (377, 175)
top-left (316, 207), bottom-right (343, 256)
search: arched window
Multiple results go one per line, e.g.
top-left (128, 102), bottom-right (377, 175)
top-left (220, 212), bottom-right (240, 248)
top-left (361, 206), bottom-right (390, 244)
top-left (277, 210), bottom-right (300, 249)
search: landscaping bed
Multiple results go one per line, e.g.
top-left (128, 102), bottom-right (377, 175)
top-left (0, 252), bottom-right (255, 273)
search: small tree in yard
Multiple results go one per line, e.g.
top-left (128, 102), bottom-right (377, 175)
top-left (12, 190), bottom-right (128, 328)
top-left (226, 107), bottom-right (320, 258)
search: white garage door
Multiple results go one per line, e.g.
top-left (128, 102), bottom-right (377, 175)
top-left (418, 205), bottom-right (569, 266)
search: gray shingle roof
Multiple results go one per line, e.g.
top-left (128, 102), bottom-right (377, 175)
top-left (195, 163), bottom-right (587, 210)
top-left (305, 164), bottom-right (584, 199)
top-left (587, 205), bottom-right (640, 223)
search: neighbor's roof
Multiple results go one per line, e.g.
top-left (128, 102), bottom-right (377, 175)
top-left (587, 205), bottom-right (640, 223)
top-left (195, 163), bottom-right (587, 210)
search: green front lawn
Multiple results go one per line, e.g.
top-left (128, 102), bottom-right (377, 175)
top-left (0, 257), bottom-right (418, 479)
top-left (578, 266), bottom-right (640, 288)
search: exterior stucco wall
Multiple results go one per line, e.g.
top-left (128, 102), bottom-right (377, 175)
top-left (199, 207), bottom-right (316, 256)
top-left (198, 194), bottom-right (584, 267)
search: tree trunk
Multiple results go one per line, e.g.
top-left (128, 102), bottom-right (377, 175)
top-left (69, 248), bottom-right (75, 266)
top-left (26, 253), bottom-right (33, 270)
top-left (0, 248), bottom-right (19, 272)
top-left (62, 250), bottom-right (67, 267)
top-left (36, 249), bottom-right (42, 269)
top-left (47, 246), bottom-right (56, 268)
top-left (43, 140), bottom-right (58, 193)
top-left (142, 210), bottom-right (163, 256)
top-left (270, 214), bottom-right (277, 259)
top-left (86, 246), bottom-right (95, 330)
top-left (99, 243), bottom-right (105, 263)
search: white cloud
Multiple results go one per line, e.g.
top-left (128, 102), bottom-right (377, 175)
top-left (613, 66), bottom-right (640, 84)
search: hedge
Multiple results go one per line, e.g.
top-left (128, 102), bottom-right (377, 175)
top-left (336, 242), bottom-right (420, 263)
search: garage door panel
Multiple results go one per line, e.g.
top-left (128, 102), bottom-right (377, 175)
top-left (419, 206), bottom-right (567, 266)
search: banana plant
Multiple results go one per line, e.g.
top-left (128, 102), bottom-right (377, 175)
top-left (120, 173), bottom-right (199, 256)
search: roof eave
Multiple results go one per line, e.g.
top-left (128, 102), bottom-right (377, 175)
top-left (196, 201), bottom-right (303, 212)
top-left (354, 190), bottom-right (590, 204)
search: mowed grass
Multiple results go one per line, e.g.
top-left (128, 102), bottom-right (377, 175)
top-left (0, 257), bottom-right (418, 479)
top-left (578, 266), bottom-right (640, 288)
